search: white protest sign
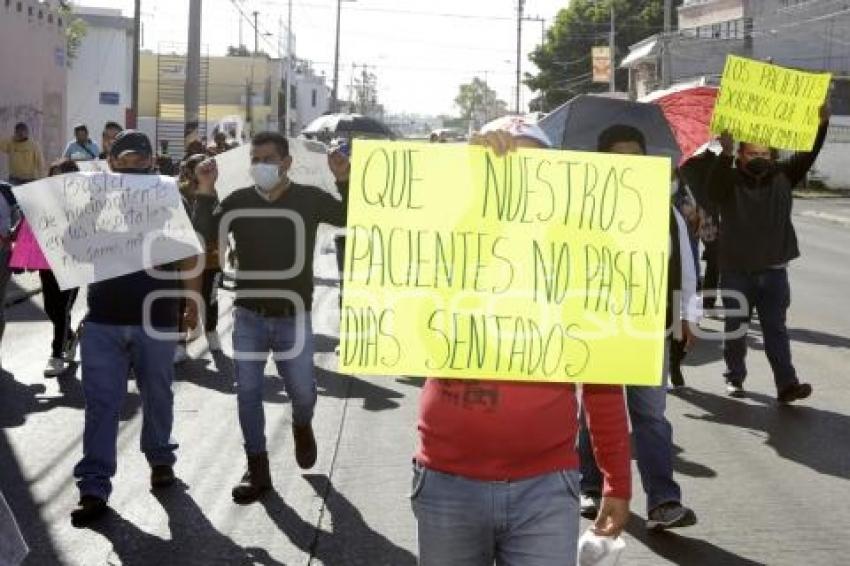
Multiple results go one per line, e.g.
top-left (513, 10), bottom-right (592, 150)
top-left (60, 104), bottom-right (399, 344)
top-left (213, 138), bottom-right (337, 198)
top-left (75, 160), bottom-right (111, 173)
top-left (13, 173), bottom-right (203, 290)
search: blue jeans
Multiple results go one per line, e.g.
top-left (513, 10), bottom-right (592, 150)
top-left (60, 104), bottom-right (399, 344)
top-left (73, 323), bottom-right (178, 500)
top-left (411, 463), bottom-right (581, 566)
top-left (722, 268), bottom-right (797, 391)
top-left (232, 307), bottom-right (316, 454)
top-left (579, 380), bottom-right (681, 513)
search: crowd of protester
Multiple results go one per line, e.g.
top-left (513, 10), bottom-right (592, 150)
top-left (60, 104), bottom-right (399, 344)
top-left (0, 101), bottom-right (829, 565)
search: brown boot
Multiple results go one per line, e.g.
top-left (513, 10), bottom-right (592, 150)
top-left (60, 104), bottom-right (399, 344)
top-left (293, 423), bottom-right (317, 469)
top-left (232, 451), bottom-right (272, 504)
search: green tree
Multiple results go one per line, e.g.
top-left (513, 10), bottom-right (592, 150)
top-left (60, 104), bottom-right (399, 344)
top-left (525, 0), bottom-right (674, 111)
top-left (454, 78), bottom-right (509, 126)
top-left (56, 1), bottom-right (88, 66)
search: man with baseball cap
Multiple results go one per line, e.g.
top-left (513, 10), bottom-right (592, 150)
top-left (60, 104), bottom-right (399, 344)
top-left (71, 130), bottom-right (202, 527)
top-left (411, 116), bottom-right (631, 566)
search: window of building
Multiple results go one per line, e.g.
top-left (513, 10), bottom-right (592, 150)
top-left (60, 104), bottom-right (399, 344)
top-left (290, 84), bottom-right (297, 109)
top-left (311, 89), bottom-right (317, 107)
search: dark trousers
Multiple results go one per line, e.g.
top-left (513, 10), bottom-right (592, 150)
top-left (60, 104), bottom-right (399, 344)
top-left (201, 269), bottom-right (221, 333)
top-left (722, 268), bottom-right (798, 391)
top-left (702, 241), bottom-right (720, 306)
top-left (335, 235), bottom-right (346, 309)
top-left (39, 270), bottom-right (79, 358)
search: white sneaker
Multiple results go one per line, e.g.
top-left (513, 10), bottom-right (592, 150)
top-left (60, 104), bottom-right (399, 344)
top-left (206, 332), bottom-right (222, 352)
top-left (44, 357), bottom-right (67, 378)
top-left (173, 344), bottom-right (189, 364)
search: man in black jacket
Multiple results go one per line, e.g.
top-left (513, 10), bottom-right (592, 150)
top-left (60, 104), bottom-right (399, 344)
top-left (706, 106), bottom-right (829, 403)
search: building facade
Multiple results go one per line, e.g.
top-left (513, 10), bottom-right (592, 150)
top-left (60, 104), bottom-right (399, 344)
top-left (65, 7), bottom-right (134, 140)
top-left (0, 0), bottom-right (67, 174)
top-left (620, 0), bottom-right (850, 187)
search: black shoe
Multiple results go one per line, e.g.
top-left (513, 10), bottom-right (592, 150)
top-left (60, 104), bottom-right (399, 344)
top-left (232, 452), bottom-right (272, 504)
top-left (293, 424), bottom-right (317, 470)
top-left (647, 502), bottom-right (697, 532)
top-left (150, 465), bottom-right (176, 489)
top-left (778, 382), bottom-right (812, 405)
top-left (579, 492), bottom-right (601, 520)
top-left (670, 366), bottom-right (685, 388)
top-left (70, 495), bottom-right (107, 528)
top-left (726, 380), bottom-right (745, 398)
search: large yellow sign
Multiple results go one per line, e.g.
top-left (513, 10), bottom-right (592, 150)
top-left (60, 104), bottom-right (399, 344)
top-left (710, 55), bottom-right (831, 151)
top-left (340, 141), bottom-right (672, 385)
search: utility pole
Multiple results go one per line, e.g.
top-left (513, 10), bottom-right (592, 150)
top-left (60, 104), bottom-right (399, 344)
top-left (661, 0), bottom-right (673, 88)
top-left (185, 0), bottom-right (202, 143)
top-left (516, 0), bottom-right (525, 114)
top-left (283, 0), bottom-right (293, 136)
top-left (332, 0), bottom-right (343, 112)
top-left (609, 3), bottom-right (616, 93)
top-left (130, 0), bottom-right (141, 128)
top-left (253, 10), bottom-right (260, 55)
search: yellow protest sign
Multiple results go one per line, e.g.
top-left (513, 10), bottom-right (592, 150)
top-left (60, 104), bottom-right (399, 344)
top-left (340, 141), bottom-right (672, 385)
top-left (710, 55), bottom-right (831, 151)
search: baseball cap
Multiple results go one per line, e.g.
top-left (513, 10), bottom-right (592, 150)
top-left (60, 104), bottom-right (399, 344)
top-left (110, 130), bottom-right (154, 159)
top-left (479, 115), bottom-right (552, 148)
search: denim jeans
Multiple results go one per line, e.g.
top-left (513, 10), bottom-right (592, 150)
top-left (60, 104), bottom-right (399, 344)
top-left (579, 350), bottom-right (681, 513)
top-left (721, 268), bottom-right (798, 391)
top-left (232, 306), bottom-right (316, 454)
top-left (73, 323), bottom-right (179, 501)
top-left (411, 463), bottom-right (581, 566)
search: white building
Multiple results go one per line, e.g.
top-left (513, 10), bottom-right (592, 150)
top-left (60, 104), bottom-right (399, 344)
top-left (65, 7), bottom-right (134, 141)
top-left (286, 60), bottom-right (330, 135)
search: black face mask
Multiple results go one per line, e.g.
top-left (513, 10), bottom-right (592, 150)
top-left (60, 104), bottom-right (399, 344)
top-left (744, 158), bottom-right (773, 179)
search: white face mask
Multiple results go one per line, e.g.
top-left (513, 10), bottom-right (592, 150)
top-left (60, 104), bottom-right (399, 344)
top-left (250, 163), bottom-right (283, 192)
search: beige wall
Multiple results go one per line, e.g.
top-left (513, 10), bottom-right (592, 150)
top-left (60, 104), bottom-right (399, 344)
top-left (139, 52), bottom-right (281, 123)
top-left (0, 0), bottom-right (67, 176)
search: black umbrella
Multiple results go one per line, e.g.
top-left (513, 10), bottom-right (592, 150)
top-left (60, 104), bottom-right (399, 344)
top-left (302, 113), bottom-right (397, 141)
top-left (539, 95), bottom-right (681, 164)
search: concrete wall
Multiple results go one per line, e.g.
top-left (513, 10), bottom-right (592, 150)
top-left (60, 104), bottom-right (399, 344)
top-left (66, 8), bottom-right (133, 138)
top-left (0, 0), bottom-right (66, 176)
top-left (812, 117), bottom-right (850, 189)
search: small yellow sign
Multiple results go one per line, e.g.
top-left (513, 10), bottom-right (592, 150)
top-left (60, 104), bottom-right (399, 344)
top-left (710, 55), bottom-right (831, 151)
top-left (340, 141), bottom-right (672, 385)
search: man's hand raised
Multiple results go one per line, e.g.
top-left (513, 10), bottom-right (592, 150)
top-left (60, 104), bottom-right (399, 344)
top-left (718, 130), bottom-right (735, 157)
top-left (470, 130), bottom-right (517, 157)
top-left (328, 150), bottom-right (351, 183)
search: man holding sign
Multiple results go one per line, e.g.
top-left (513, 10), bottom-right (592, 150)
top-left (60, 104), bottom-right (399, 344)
top-left (411, 118), bottom-right (631, 566)
top-left (192, 132), bottom-right (351, 504)
top-left (706, 102), bottom-right (829, 403)
top-left (70, 131), bottom-right (203, 527)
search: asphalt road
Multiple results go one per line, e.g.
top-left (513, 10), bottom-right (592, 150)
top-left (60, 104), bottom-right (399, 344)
top-left (1, 198), bottom-right (849, 566)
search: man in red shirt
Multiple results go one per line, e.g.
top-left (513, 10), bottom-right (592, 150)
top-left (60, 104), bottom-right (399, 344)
top-left (412, 117), bottom-right (631, 566)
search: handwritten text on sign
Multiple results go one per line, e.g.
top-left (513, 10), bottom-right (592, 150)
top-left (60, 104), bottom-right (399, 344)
top-left (13, 173), bottom-right (202, 290)
top-left (710, 55), bottom-right (831, 151)
top-left (340, 141), bottom-right (672, 385)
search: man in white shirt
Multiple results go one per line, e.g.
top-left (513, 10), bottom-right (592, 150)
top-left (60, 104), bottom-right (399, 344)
top-left (578, 124), bottom-right (701, 533)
